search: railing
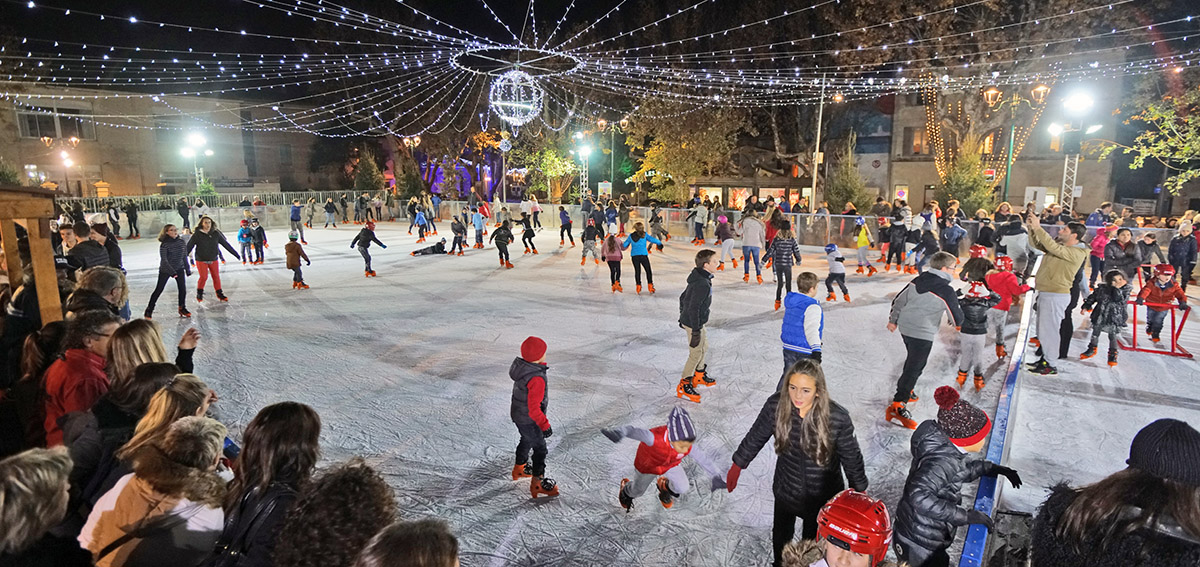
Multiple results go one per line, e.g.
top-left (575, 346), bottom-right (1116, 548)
top-left (53, 191), bottom-right (386, 213)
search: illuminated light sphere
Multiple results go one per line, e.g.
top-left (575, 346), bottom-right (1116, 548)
top-left (498, 139), bottom-right (513, 152)
top-left (489, 70), bottom-right (543, 127)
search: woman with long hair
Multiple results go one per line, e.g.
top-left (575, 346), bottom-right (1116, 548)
top-left (602, 233), bottom-right (624, 293)
top-left (0, 322), bottom-right (66, 456)
top-left (185, 215), bottom-right (240, 303)
top-left (106, 320), bottom-right (197, 389)
top-left (144, 224), bottom-right (191, 319)
top-left (621, 222), bottom-right (663, 294)
top-left (207, 402), bottom-right (321, 567)
top-left (725, 359), bottom-right (868, 567)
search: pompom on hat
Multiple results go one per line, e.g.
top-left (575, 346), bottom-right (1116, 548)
top-left (934, 386), bottom-right (992, 448)
top-left (520, 336), bottom-right (547, 362)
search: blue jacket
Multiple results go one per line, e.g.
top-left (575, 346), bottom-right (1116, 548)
top-left (472, 212), bottom-right (485, 231)
top-left (606, 208), bottom-right (618, 223)
top-left (1168, 234), bottom-right (1198, 266)
top-left (290, 204), bottom-right (302, 222)
top-left (781, 292), bottom-right (823, 354)
top-left (416, 211), bottom-right (427, 226)
top-left (237, 227), bottom-right (252, 244)
top-left (622, 233), bottom-right (663, 256)
top-left (1086, 210), bottom-right (1110, 227)
top-left (559, 210), bottom-right (571, 225)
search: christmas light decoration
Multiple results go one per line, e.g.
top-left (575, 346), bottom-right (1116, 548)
top-left (488, 70), bottom-right (544, 127)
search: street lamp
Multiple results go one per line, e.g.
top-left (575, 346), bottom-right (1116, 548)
top-left (181, 132), bottom-right (213, 189)
top-left (1046, 90), bottom-right (1100, 212)
top-left (983, 83), bottom-right (1051, 203)
top-left (402, 136), bottom-right (421, 149)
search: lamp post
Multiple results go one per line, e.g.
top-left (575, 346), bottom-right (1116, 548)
top-left (983, 84), bottom-right (1050, 204)
top-left (41, 135), bottom-right (81, 195)
top-left (401, 135), bottom-right (421, 192)
top-left (1046, 92), bottom-right (1099, 213)
top-left (595, 117), bottom-right (630, 197)
top-left (180, 132), bottom-right (213, 190)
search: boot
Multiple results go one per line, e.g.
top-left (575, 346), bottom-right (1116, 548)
top-left (676, 378), bottom-right (701, 403)
top-left (775, 299), bottom-right (781, 311)
top-left (656, 477), bottom-right (678, 509)
top-left (756, 275), bottom-right (763, 284)
top-left (885, 402), bottom-right (918, 429)
top-left (196, 289), bottom-right (204, 303)
top-left (636, 284), bottom-right (642, 294)
top-left (369, 270), bottom-right (377, 277)
top-left (1107, 349), bottom-right (1119, 367)
top-left (506, 261), bottom-right (514, 269)
top-left (867, 266), bottom-right (878, 277)
top-left (512, 463), bottom-right (533, 480)
top-left (530, 476), bottom-right (559, 498)
top-left (694, 369), bottom-right (716, 387)
top-left (648, 283), bottom-right (656, 294)
top-left (616, 282), bottom-right (623, 293)
top-left (297, 281), bottom-right (310, 289)
top-left (974, 374), bottom-right (985, 391)
top-left (732, 257), bottom-right (738, 268)
top-left (178, 306), bottom-right (191, 318)
top-left (956, 370), bottom-right (968, 387)
top-left (826, 292), bottom-right (836, 301)
top-left (743, 274), bottom-right (750, 283)
top-left (1080, 345), bottom-right (1097, 359)
top-left (996, 344), bottom-right (1008, 359)
top-left (856, 266), bottom-right (865, 274)
top-left (581, 258), bottom-right (587, 266)
top-left (884, 263), bottom-right (891, 272)
top-left (619, 479), bottom-right (634, 512)
top-left (717, 261), bottom-right (725, 271)
top-left (215, 289), bottom-right (228, 302)
top-left (843, 294), bottom-right (851, 302)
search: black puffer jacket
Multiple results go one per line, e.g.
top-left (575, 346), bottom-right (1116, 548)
top-left (64, 289), bottom-right (119, 317)
top-left (187, 229), bottom-right (240, 262)
top-left (894, 420), bottom-right (1000, 555)
top-left (678, 267), bottom-right (713, 329)
top-left (67, 240), bottom-right (110, 270)
top-left (959, 292), bottom-right (1001, 335)
top-left (1104, 240), bottom-right (1142, 279)
top-left (1031, 483), bottom-right (1200, 567)
top-left (732, 395), bottom-right (868, 507)
top-left (509, 357), bottom-right (548, 428)
top-left (1081, 283), bottom-right (1131, 334)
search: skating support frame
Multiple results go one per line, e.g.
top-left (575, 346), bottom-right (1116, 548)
top-left (1118, 300), bottom-right (1193, 359)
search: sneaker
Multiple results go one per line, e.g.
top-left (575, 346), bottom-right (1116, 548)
top-left (656, 477), bottom-right (677, 509)
top-left (1028, 360), bottom-right (1058, 375)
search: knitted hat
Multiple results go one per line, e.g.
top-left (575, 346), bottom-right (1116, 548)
top-left (717, 215), bottom-right (728, 223)
top-left (1104, 224), bottom-right (1119, 234)
top-left (240, 219), bottom-right (249, 226)
top-left (934, 386), bottom-right (992, 448)
top-left (520, 336), bottom-right (547, 362)
top-left (1126, 418), bottom-right (1200, 486)
top-left (667, 406), bottom-right (696, 442)
top-left (288, 232), bottom-right (299, 240)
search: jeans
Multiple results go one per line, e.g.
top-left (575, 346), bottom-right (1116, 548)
top-left (358, 246), bottom-right (372, 271)
top-left (497, 245), bottom-right (510, 262)
top-left (253, 243), bottom-right (264, 263)
top-left (825, 273), bottom-right (847, 294)
top-left (631, 255), bottom-right (652, 285)
top-left (779, 348), bottom-right (816, 391)
top-left (292, 266), bottom-right (303, 282)
top-left (894, 334), bottom-right (933, 403)
top-left (514, 422), bottom-right (548, 477)
top-left (180, 212), bottom-right (190, 230)
top-left (147, 269), bottom-right (187, 313)
top-left (694, 222), bottom-right (705, 241)
top-left (742, 246), bottom-right (762, 275)
top-left (1089, 255), bottom-right (1105, 287)
top-left (325, 212), bottom-right (336, 226)
top-left (450, 236), bottom-right (464, 253)
top-left (533, 211), bottom-right (541, 228)
top-left (240, 242), bottom-right (252, 261)
top-left (1034, 292), bottom-right (1071, 364)
top-left (1146, 308), bottom-right (1169, 336)
top-left (127, 218), bottom-right (139, 237)
top-left (772, 499), bottom-right (821, 567)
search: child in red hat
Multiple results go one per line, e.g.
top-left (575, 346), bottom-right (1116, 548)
top-left (510, 336), bottom-right (558, 498)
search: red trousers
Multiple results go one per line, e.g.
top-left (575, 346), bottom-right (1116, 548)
top-left (196, 261), bottom-right (222, 290)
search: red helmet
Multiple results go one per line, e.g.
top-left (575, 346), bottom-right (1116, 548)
top-left (969, 244), bottom-right (988, 258)
top-left (995, 256), bottom-right (1014, 272)
top-left (1154, 264), bottom-right (1175, 277)
top-left (816, 490), bottom-right (892, 566)
top-left (365, 220), bottom-right (376, 230)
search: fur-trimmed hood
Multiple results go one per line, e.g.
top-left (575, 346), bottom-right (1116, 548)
top-left (781, 539), bottom-right (908, 567)
top-left (131, 445), bottom-right (226, 507)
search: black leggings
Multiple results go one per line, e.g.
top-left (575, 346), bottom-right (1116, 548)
top-left (533, 211), bottom-right (541, 228)
top-left (775, 266), bottom-right (792, 301)
top-left (607, 260), bottom-right (621, 284)
top-left (631, 255), bottom-right (653, 285)
top-left (560, 223), bottom-right (574, 244)
top-left (147, 268), bottom-right (187, 312)
top-left (522, 231), bottom-right (536, 250)
top-left (772, 500), bottom-right (821, 567)
top-left (887, 243), bottom-right (904, 265)
top-left (497, 245), bottom-right (510, 262)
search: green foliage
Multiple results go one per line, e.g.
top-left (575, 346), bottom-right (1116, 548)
top-left (354, 149), bottom-right (385, 196)
top-left (935, 135), bottom-right (994, 215)
top-left (824, 133), bottom-right (871, 213)
top-left (195, 179), bottom-right (218, 196)
top-left (0, 157), bottom-right (20, 185)
top-left (648, 182), bottom-right (690, 204)
top-left (1098, 85), bottom-right (1200, 195)
top-left (624, 101), bottom-right (745, 199)
top-left (397, 172), bottom-right (424, 200)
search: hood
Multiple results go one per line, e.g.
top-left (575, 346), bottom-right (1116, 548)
top-left (912, 269), bottom-right (951, 294)
top-left (687, 267), bottom-right (713, 285)
top-left (509, 357), bottom-right (547, 382)
top-left (65, 288), bottom-right (117, 314)
top-left (911, 420), bottom-right (962, 464)
top-left (130, 445), bottom-right (226, 507)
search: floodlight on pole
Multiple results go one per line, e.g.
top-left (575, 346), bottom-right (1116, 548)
top-left (186, 132), bottom-right (207, 148)
top-left (1085, 124), bottom-right (1103, 134)
top-left (1063, 92), bottom-right (1094, 116)
top-left (180, 148), bottom-right (196, 158)
top-left (204, 149), bottom-right (214, 157)
top-left (1047, 123), bottom-right (1064, 136)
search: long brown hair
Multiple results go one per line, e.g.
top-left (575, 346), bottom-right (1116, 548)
top-left (225, 402), bottom-right (321, 511)
top-left (157, 224), bottom-right (177, 242)
top-left (20, 322), bottom-right (66, 384)
top-left (774, 359), bottom-right (833, 465)
top-left (604, 234), bottom-right (620, 255)
top-left (1056, 468), bottom-right (1200, 554)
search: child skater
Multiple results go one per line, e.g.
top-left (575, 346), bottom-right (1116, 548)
top-left (516, 211), bottom-right (538, 254)
top-left (285, 232), bottom-right (311, 290)
top-left (622, 222), bottom-right (663, 294)
top-left (650, 204), bottom-right (669, 249)
top-left (237, 220), bottom-right (252, 265)
top-left (411, 238), bottom-right (448, 256)
top-left (602, 233), bottom-right (624, 293)
top-left (714, 215), bottom-right (738, 271)
top-left (601, 406), bottom-right (725, 513)
top-left (414, 206), bottom-right (429, 243)
top-left (249, 217), bottom-right (267, 264)
top-left (1080, 269), bottom-right (1131, 367)
top-left (959, 245), bottom-right (992, 284)
top-left (471, 207), bottom-right (486, 249)
top-left (893, 387), bottom-right (1022, 567)
top-left (779, 272), bottom-right (822, 387)
top-left (853, 217), bottom-right (878, 276)
top-left (1136, 263), bottom-right (1189, 344)
top-left (351, 219), bottom-right (387, 277)
top-left (726, 359), bottom-right (869, 567)
top-left (448, 216), bottom-right (466, 256)
top-left (982, 256), bottom-right (1029, 359)
top-left (490, 220), bottom-right (515, 269)
top-left (956, 279), bottom-right (1000, 391)
top-left (558, 206), bottom-right (574, 247)
top-left (581, 218), bottom-right (603, 265)
top-left (509, 336), bottom-right (559, 498)
top-left (824, 244), bottom-right (850, 302)
top-left (770, 221), bottom-right (803, 310)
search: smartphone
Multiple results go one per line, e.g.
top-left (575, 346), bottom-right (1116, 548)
top-left (223, 436), bottom-right (241, 461)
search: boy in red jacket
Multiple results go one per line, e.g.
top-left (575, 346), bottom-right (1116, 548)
top-left (601, 407), bottom-right (725, 512)
top-left (509, 336), bottom-right (559, 498)
top-left (1136, 264), bottom-right (1189, 343)
top-left (984, 256), bottom-right (1031, 359)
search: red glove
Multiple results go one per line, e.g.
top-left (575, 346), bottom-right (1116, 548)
top-left (726, 464), bottom-right (742, 493)
top-left (264, 243), bottom-right (270, 248)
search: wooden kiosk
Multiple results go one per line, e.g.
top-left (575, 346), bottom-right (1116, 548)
top-left (0, 185), bottom-right (63, 325)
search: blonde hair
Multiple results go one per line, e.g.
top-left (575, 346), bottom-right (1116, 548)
top-left (117, 374), bottom-right (210, 461)
top-left (107, 319), bottom-right (170, 406)
top-left (0, 447), bottom-right (73, 554)
top-left (774, 359), bottom-right (834, 466)
top-left (151, 416), bottom-right (226, 471)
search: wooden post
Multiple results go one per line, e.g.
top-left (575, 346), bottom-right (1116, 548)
top-left (0, 218), bottom-right (22, 288)
top-left (24, 218), bottom-right (63, 325)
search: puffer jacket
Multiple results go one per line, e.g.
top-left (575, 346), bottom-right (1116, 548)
top-left (740, 216), bottom-right (767, 248)
top-left (1081, 283), bottom-right (1131, 334)
top-left (894, 421), bottom-right (1000, 556)
top-left (959, 291), bottom-right (1000, 335)
top-left (509, 357), bottom-right (549, 430)
top-left (732, 396), bottom-right (868, 507)
top-left (1168, 234), bottom-right (1198, 266)
top-left (1104, 240), bottom-right (1142, 279)
top-left (1090, 231), bottom-right (1110, 258)
top-left (69, 240), bottom-right (111, 271)
top-left (1030, 483), bottom-right (1200, 567)
top-left (770, 237), bottom-right (803, 272)
top-left (158, 236), bottom-right (189, 273)
top-left (1136, 239), bottom-right (1166, 265)
top-left (678, 267), bottom-right (713, 329)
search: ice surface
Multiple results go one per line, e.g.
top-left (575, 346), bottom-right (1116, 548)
top-left (113, 221), bottom-right (1196, 565)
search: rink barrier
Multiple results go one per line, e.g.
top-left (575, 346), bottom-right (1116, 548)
top-left (957, 256), bottom-right (1041, 567)
top-left (1118, 300), bottom-right (1193, 359)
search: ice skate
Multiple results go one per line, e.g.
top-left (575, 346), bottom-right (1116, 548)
top-left (196, 289), bottom-right (204, 303)
top-left (732, 258), bottom-right (738, 268)
top-left (1108, 349), bottom-right (1119, 367)
top-left (220, 260), bottom-right (226, 265)
top-left (560, 240), bottom-right (564, 246)
top-left (648, 284), bottom-right (655, 294)
top-left (524, 247), bottom-right (531, 255)
top-left (717, 261), bottom-right (725, 271)
top-left (215, 290), bottom-right (228, 302)
top-left (512, 463), bottom-right (533, 480)
top-left (298, 282), bottom-right (310, 289)
top-left (743, 274), bottom-right (750, 283)
top-left (457, 251), bottom-right (464, 256)
top-left (877, 255), bottom-right (886, 263)
top-left (885, 402), bottom-right (917, 429)
top-left (843, 294), bottom-right (851, 302)
top-left (856, 266), bottom-right (865, 274)
top-left (956, 370), bottom-right (968, 387)
top-left (505, 261), bottom-right (514, 269)
top-left (1029, 337), bottom-right (1041, 349)
top-left (612, 283), bottom-right (618, 294)
top-left (616, 282), bottom-right (623, 293)
top-left (676, 378), bottom-right (701, 403)
top-left (1150, 331), bottom-right (1161, 344)
top-left (178, 306), bottom-right (191, 318)
top-left (884, 263), bottom-right (891, 272)
top-left (500, 259), bottom-right (506, 268)
top-left (656, 477), bottom-right (677, 509)
top-left (594, 259), bottom-right (600, 265)
top-left (974, 375), bottom-right (985, 391)
top-left (530, 476), bottom-right (559, 498)
top-left (581, 258), bottom-right (587, 266)
top-left (143, 309), bottom-right (153, 320)
top-left (619, 479), bottom-right (634, 512)
top-left (636, 284), bottom-right (642, 294)
top-left (695, 239), bottom-right (705, 246)
top-left (756, 275), bottom-right (763, 284)
top-left (532, 249), bottom-right (539, 255)
top-left (867, 266), bottom-right (878, 277)
top-left (996, 344), bottom-right (1008, 359)
top-left (764, 258), bottom-right (773, 270)
top-left (908, 392), bottom-right (919, 403)
top-left (775, 299), bottom-right (781, 311)
top-left (694, 369), bottom-right (716, 387)
top-left (826, 292), bottom-right (836, 301)
top-left (1080, 345), bottom-right (1097, 360)
top-left (416, 238), bottom-right (425, 244)
top-left (242, 259), bottom-right (247, 265)
top-left (366, 270), bottom-right (373, 277)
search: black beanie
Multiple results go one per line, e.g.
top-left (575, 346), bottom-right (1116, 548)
top-left (1127, 418), bottom-right (1200, 487)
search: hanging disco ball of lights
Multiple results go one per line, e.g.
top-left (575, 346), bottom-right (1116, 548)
top-left (489, 70), bottom-right (543, 127)
top-left (499, 139), bottom-right (513, 152)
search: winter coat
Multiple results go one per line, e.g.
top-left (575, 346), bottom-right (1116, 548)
top-left (888, 270), bottom-right (964, 341)
top-left (984, 270), bottom-right (1031, 312)
top-left (740, 216), bottom-right (767, 248)
top-left (1138, 279), bottom-right (1187, 312)
top-left (621, 232), bottom-right (662, 257)
top-left (1090, 231), bottom-right (1110, 258)
top-left (959, 291), bottom-right (1001, 335)
top-left (69, 240), bottom-right (112, 271)
top-left (889, 224), bottom-right (909, 248)
top-left (249, 226), bottom-right (266, 245)
top-left (1086, 209), bottom-right (1111, 227)
top-left (941, 223), bottom-right (966, 252)
top-left (490, 227), bottom-right (514, 246)
top-left (606, 207), bottom-right (618, 224)
top-left (1029, 226), bottom-right (1089, 294)
top-left (323, 202), bottom-right (337, 214)
top-left (619, 203), bottom-right (630, 223)
top-left (157, 236), bottom-right (189, 274)
top-left (1082, 283), bottom-right (1131, 334)
top-left (237, 228), bottom-right (252, 244)
top-left (65, 289), bottom-right (120, 318)
top-left (351, 228), bottom-right (384, 249)
top-left (472, 213), bottom-right (485, 231)
top-left (289, 205), bottom-right (302, 222)
top-left (976, 224), bottom-right (995, 248)
top-left (583, 225), bottom-right (603, 242)
top-left (43, 349), bottom-right (109, 446)
top-left (1104, 240), bottom-right (1143, 279)
top-left (559, 210), bottom-right (571, 225)
top-left (1168, 234), bottom-right (1198, 266)
top-left (601, 240), bottom-right (624, 262)
top-left (509, 357), bottom-right (549, 430)
top-left (732, 395), bottom-right (868, 508)
top-left (124, 203), bottom-right (139, 220)
top-left (678, 267), bottom-right (713, 330)
top-left (826, 250), bottom-right (846, 275)
top-left (79, 447), bottom-right (225, 567)
top-left (1136, 239), bottom-right (1167, 266)
top-left (915, 230), bottom-right (940, 257)
top-left (284, 242), bottom-right (309, 270)
top-left (693, 206), bottom-right (709, 225)
top-left (715, 222), bottom-right (735, 242)
top-left (186, 230), bottom-right (240, 263)
top-left (1030, 483), bottom-right (1200, 567)
top-left (771, 237), bottom-right (803, 271)
top-left (61, 397), bottom-right (142, 503)
top-left (781, 292), bottom-right (823, 355)
top-left (102, 237), bottom-right (124, 270)
top-left (451, 219), bottom-right (467, 237)
top-left (894, 420), bottom-right (1001, 557)
top-left (204, 483), bottom-right (299, 567)
top-left (632, 425), bottom-right (692, 476)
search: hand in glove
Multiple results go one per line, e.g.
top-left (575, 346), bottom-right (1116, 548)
top-left (993, 465), bottom-right (1022, 489)
top-left (811, 351), bottom-right (822, 363)
top-left (1136, 297), bottom-right (1144, 305)
top-left (1180, 303), bottom-right (1190, 312)
top-left (350, 244), bottom-right (355, 249)
top-left (710, 475), bottom-right (728, 491)
top-left (601, 428), bottom-right (624, 443)
top-left (306, 261), bottom-right (311, 266)
top-left (380, 244), bottom-right (388, 249)
top-left (966, 509), bottom-right (994, 530)
top-left (725, 464), bottom-right (742, 493)
top-left (264, 243), bottom-right (269, 248)
top-left (689, 330), bottom-right (702, 348)
top-left (542, 427), bottom-right (553, 439)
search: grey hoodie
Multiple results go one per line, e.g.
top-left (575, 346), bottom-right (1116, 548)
top-left (888, 269), bottom-right (964, 341)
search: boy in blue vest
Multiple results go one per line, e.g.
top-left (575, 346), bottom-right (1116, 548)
top-left (510, 336), bottom-right (559, 499)
top-left (779, 272), bottom-right (823, 390)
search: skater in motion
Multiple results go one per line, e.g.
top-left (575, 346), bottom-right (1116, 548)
top-left (1080, 269), bottom-right (1131, 366)
top-left (677, 249), bottom-right (719, 403)
top-left (741, 209), bottom-right (767, 283)
top-left (509, 336), bottom-right (559, 498)
top-left (411, 238), bottom-right (448, 256)
top-left (186, 215), bottom-right (240, 303)
top-left (581, 218), bottom-right (603, 265)
top-left (285, 232), bottom-right (311, 289)
top-left (602, 233), bottom-right (624, 293)
top-left (956, 278), bottom-right (1001, 391)
top-left (236, 220), bottom-right (253, 265)
top-left (1167, 221), bottom-right (1197, 291)
top-left (448, 216), bottom-right (466, 255)
top-left (823, 244), bottom-right (850, 302)
top-left (1136, 263), bottom-right (1189, 344)
top-left (144, 224), bottom-right (192, 319)
top-left (289, 199), bottom-right (307, 244)
top-left (715, 215), bottom-right (738, 271)
top-left (248, 217), bottom-right (267, 264)
top-left (414, 206), bottom-right (430, 243)
top-left (471, 207), bottom-right (486, 249)
top-left (769, 221), bottom-right (803, 310)
top-left (726, 359), bottom-right (869, 567)
top-left (602, 406), bottom-right (725, 513)
top-left (351, 220), bottom-right (387, 277)
top-left (779, 272), bottom-right (823, 385)
top-left (323, 197), bottom-right (339, 228)
top-left (852, 217), bottom-right (878, 276)
top-left (515, 211), bottom-right (537, 254)
top-left (622, 222), bottom-right (663, 294)
top-left (490, 220), bottom-right (515, 269)
top-left (558, 206), bottom-right (574, 247)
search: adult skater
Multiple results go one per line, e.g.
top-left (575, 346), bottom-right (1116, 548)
top-left (351, 220), bottom-right (387, 277)
top-left (769, 222), bottom-right (803, 310)
top-left (741, 209), bottom-right (767, 284)
top-left (289, 199), bottom-right (307, 244)
top-left (323, 198), bottom-right (338, 228)
top-left (726, 359), bottom-right (869, 567)
top-left (123, 200), bottom-right (140, 238)
top-left (144, 224), bottom-right (192, 319)
top-left (602, 406), bottom-right (725, 512)
top-left (677, 249), bottom-right (719, 403)
top-left (176, 198), bottom-right (191, 231)
top-left (622, 222), bottom-right (663, 294)
top-left (1025, 215), bottom-right (1088, 376)
top-left (186, 216), bottom-right (240, 303)
top-left (411, 238), bottom-right (448, 256)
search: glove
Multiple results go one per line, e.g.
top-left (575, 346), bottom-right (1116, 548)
top-left (264, 243), bottom-right (269, 248)
top-left (1136, 297), bottom-right (1144, 305)
top-left (994, 465), bottom-right (1023, 489)
top-left (542, 427), bottom-right (552, 439)
top-left (811, 351), bottom-right (822, 363)
top-left (381, 244), bottom-right (388, 249)
top-left (351, 244), bottom-right (355, 249)
top-left (966, 509), bottom-right (994, 530)
top-left (710, 475), bottom-right (727, 491)
top-left (1180, 303), bottom-right (1190, 312)
top-left (689, 330), bottom-right (701, 348)
top-left (601, 428), bottom-right (624, 443)
top-left (306, 261), bottom-right (311, 266)
top-left (726, 464), bottom-right (742, 492)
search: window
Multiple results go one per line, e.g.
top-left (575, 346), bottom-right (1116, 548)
top-left (16, 105), bottom-right (95, 140)
top-left (279, 144), bottom-right (293, 166)
top-left (902, 127), bottom-right (926, 155)
top-left (24, 164), bottom-right (47, 183)
top-left (17, 108), bottom-right (57, 139)
top-left (56, 109), bottom-right (95, 140)
top-left (980, 131), bottom-right (996, 155)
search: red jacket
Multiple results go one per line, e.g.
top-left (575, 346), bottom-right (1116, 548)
top-left (633, 425), bottom-right (692, 475)
top-left (1138, 280), bottom-right (1187, 312)
top-left (985, 271), bottom-right (1031, 312)
top-left (44, 349), bottom-right (109, 446)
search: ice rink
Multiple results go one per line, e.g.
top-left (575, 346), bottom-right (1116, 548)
top-left (114, 218), bottom-right (1198, 566)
